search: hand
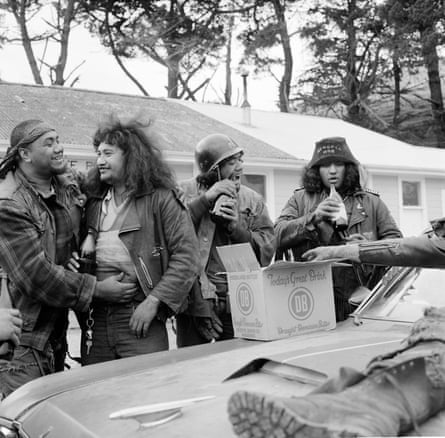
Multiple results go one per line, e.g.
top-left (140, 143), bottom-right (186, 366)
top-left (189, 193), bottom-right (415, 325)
top-left (130, 295), bottom-right (160, 338)
top-left (0, 308), bottom-right (22, 346)
top-left (313, 199), bottom-right (341, 223)
top-left (66, 251), bottom-right (80, 272)
top-left (302, 246), bottom-right (338, 261)
top-left (303, 244), bottom-right (360, 263)
top-left (194, 306), bottom-right (223, 341)
top-left (81, 234), bottom-right (96, 258)
top-left (217, 198), bottom-right (238, 225)
top-left (344, 233), bottom-right (368, 243)
top-left (95, 273), bottom-right (138, 303)
top-left (205, 180), bottom-right (237, 203)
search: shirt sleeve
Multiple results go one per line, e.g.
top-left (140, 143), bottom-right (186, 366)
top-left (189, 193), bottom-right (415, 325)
top-left (358, 235), bottom-right (445, 267)
top-left (0, 199), bottom-right (95, 312)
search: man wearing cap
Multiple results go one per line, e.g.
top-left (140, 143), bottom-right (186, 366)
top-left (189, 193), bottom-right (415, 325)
top-left (0, 119), bottom-right (138, 397)
top-left (275, 136), bottom-right (402, 321)
top-left (177, 133), bottom-right (275, 346)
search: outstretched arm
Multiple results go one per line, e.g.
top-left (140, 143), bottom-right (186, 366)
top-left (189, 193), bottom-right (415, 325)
top-left (303, 234), bottom-right (445, 268)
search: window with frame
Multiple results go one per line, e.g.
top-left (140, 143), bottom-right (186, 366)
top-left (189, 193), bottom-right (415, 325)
top-left (402, 181), bottom-right (421, 207)
top-left (242, 174), bottom-right (266, 200)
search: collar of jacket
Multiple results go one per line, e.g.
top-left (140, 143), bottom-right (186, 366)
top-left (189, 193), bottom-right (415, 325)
top-left (88, 182), bottom-right (156, 200)
top-left (0, 169), bottom-right (69, 200)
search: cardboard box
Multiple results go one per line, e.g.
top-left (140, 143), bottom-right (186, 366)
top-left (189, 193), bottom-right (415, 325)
top-left (217, 243), bottom-right (337, 340)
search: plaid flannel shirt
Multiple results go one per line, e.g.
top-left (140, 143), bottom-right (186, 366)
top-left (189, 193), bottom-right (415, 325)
top-left (0, 170), bottom-right (95, 351)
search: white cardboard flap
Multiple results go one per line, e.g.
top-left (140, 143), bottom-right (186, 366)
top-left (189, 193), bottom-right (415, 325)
top-left (265, 259), bottom-right (350, 271)
top-left (216, 243), bottom-right (260, 273)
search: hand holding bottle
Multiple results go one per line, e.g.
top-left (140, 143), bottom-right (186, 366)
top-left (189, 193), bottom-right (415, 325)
top-left (328, 184), bottom-right (348, 230)
top-left (313, 198), bottom-right (341, 223)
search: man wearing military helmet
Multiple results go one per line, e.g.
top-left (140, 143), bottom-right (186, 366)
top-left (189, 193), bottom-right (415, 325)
top-left (177, 133), bottom-right (275, 346)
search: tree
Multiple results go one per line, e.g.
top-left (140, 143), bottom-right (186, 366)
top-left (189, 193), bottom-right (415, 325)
top-left (82, 0), bottom-right (227, 99)
top-left (238, 0), bottom-right (298, 112)
top-left (383, 0), bottom-right (445, 144)
top-left (294, 0), bottom-right (387, 127)
top-left (1, 0), bottom-right (84, 86)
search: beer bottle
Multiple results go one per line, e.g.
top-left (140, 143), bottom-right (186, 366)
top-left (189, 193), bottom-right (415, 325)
top-left (329, 184), bottom-right (348, 231)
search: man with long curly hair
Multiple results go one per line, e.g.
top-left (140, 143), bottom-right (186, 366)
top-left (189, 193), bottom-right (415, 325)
top-left (77, 114), bottom-right (199, 364)
top-left (176, 134), bottom-right (275, 346)
top-left (275, 137), bottom-right (402, 321)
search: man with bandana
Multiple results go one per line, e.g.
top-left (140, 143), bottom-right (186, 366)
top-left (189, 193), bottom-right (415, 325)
top-left (0, 120), bottom-right (138, 398)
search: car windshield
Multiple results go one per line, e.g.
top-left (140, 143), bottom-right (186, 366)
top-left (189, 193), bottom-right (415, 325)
top-left (357, 266), bottom-right (445, 323)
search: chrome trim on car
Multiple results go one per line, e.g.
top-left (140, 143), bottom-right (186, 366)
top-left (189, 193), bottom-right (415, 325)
top-left (109, 395), bottom-right (216, 428)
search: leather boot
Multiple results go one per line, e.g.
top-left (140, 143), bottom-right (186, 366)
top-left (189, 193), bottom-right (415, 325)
top-left (228, 355), bottom-right (445, 437)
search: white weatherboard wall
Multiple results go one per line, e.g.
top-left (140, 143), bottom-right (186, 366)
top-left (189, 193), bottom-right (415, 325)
top-left (273, 168), bottom-right (302, 220)
top-left (171, 162), bottom-right (194, 183)
top-left (426, 177), bottom-right (445, 222)
top-left (176, 101), bottom-right (445, 235)
top-left (372, 174), bottom-right (401, 226)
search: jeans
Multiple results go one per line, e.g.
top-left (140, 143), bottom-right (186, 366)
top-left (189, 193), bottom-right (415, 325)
top-left (82, 303), bottom-right (168, 365)
top-left (0, 345), bottom-right (54, 399)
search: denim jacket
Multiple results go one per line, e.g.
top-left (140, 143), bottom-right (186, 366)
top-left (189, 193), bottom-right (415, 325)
top-left (0, 170), bottom-right (95, 351)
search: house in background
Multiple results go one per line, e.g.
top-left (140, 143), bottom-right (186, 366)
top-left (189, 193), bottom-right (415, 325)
top-left (178, 101), bottom-right (445, 236)
top-left (0, 82), bottom-right (301, 220)
top-left (1, 82), bottom-right (444, 235)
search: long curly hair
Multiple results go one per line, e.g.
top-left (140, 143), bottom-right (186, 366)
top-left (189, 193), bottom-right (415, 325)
top-left (302, 163), bottom-right (362, 196)
top-left (86, 114), bottom-right (175, 197)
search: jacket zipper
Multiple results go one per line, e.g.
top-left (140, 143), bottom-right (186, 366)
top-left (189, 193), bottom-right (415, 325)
top-left (138, 256), bottom-right (153, 289)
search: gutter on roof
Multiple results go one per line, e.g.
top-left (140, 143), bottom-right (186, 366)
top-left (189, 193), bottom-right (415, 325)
top-left (366, 165), bottom-right (445, 177)
top-left (1, 141), bottom-right (443, 176)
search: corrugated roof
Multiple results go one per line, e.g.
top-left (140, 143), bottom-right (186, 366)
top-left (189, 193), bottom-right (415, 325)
top-left (0, 82), bottom-right (294, 161)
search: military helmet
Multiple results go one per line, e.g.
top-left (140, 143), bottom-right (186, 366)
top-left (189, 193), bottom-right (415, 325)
top-left (195, 134), bottom-right (243, 174)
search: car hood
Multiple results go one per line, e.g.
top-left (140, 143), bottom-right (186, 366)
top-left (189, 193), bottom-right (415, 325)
top-left (4, 319), bottom-right (442, 437)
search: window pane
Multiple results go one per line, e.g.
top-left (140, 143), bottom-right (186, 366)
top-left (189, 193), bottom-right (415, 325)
top-left (242, 174), bottom-right (266, 199)
top-left (402, 181), bottom-right (420, 206)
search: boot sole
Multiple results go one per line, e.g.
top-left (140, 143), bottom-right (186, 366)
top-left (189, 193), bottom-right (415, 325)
top-left (228, 390), bottom-right (358, 438)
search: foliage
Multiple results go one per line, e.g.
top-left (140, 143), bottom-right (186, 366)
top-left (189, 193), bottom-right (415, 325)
top-left (81, 0), bottom-right (227, 99)
top-left (293, 0), bottom-right (388, 127)
top-left (236, 0), bottom-right (300, 112)
top-left (0, 0), bottom-right (85, 86)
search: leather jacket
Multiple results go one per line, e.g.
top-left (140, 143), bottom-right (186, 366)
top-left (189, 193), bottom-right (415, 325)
top-left (275, 187), bottom-right (402, 320)
top-left (85, 185), bottom-right (200, 318)
top-left (275, 188), bottom-right (402, 260)
top-left (358, 222), bottom-right (445, 267)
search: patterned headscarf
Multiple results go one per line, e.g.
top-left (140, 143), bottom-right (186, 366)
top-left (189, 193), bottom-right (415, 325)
top-left (0, 120), bottom-right (56, 178)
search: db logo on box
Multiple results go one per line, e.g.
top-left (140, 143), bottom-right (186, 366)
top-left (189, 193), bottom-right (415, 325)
top-left (236, 282), bottom-right (254, 315)
top-left (288, 287), bottom-right (314, 320)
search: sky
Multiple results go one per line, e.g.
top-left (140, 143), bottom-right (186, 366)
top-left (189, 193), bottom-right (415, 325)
top-left (0, 13), bottom-right (310, 112)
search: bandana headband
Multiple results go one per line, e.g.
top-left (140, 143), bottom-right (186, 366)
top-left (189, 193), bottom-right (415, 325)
top-left (7, 122), bottom-right (56, 155)
top-left (0, 122), bottom-right (56, 178)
